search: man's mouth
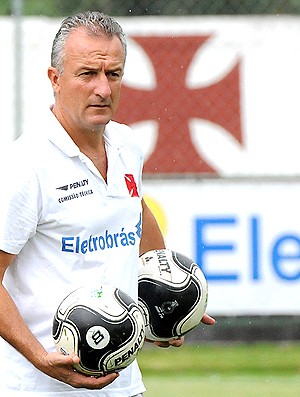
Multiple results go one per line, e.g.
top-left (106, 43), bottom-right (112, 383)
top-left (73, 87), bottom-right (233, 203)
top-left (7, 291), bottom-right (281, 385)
top-left (90, 104), bottom-right (109, 108)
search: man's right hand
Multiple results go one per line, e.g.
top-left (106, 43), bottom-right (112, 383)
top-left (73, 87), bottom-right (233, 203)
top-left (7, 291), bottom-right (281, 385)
top-left (39, 351), bottom-right (119, 389)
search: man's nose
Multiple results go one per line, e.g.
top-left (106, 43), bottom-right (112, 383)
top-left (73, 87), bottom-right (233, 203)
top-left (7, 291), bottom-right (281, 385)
top-left (94, 73), bottom-right (111, 99)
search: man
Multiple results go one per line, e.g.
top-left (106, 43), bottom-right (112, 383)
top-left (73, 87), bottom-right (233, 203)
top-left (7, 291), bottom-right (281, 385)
top-left (0, 11), bottom-right (214, 396)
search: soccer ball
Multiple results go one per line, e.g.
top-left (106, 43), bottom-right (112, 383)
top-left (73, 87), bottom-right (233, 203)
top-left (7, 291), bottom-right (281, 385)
top-left (52, 284), bottom-right (145, 376)
top-left (138, 249), bottom-right (208, 341)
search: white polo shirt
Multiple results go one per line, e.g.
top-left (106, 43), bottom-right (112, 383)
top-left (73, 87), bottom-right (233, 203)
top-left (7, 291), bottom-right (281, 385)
top-left (0, 108), bottom-right (146, 396)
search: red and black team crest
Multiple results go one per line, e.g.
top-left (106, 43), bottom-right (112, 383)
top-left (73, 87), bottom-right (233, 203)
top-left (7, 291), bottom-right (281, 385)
top-left (124, 174), bottom-right (139, 197)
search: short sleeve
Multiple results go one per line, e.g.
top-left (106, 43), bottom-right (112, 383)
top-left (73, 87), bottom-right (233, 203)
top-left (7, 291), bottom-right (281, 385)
top-left (0, 150), bottom-right (41, 254)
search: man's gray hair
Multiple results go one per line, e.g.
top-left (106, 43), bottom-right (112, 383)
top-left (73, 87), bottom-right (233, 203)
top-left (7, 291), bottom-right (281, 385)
top-left (51, 11), bottom-right (127, 73)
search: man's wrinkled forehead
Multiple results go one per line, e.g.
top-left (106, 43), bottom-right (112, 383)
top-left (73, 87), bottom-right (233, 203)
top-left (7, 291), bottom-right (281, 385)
top-left (64, 27), bottom-right (126, 64)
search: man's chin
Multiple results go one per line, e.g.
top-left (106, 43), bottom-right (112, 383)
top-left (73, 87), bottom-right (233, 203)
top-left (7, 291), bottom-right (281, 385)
top-left (87, 115), bottom-right (111, 130)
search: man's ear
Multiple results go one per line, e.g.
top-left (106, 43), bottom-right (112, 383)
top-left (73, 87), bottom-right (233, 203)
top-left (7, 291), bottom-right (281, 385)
top-left (48, 66), bottom-right (60, 94)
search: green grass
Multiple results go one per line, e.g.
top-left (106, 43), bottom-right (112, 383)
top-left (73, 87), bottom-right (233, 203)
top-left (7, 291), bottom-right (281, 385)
top-left (137, 343), bottom-right (300, 397)
top-left (143, 374), bottom-right (300, 397)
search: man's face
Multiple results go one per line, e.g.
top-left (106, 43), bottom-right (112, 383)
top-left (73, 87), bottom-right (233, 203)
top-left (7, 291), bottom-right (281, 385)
top-left (49, 28), bottom-right (125, 133)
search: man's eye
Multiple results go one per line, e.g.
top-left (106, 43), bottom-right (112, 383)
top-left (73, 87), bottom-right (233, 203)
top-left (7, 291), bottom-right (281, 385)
top-left (80, 71), bottom-right (96, 76)
top-left (108, 71), bottom-right (121, 78)
top-left (111, 74), bottom-right (121, 80)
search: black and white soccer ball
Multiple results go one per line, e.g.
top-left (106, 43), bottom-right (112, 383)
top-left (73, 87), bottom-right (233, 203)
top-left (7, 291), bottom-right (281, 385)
top-left (138, 249), bottom-right (208, 341)
top-left (52, 284), bottom-right (145, 376)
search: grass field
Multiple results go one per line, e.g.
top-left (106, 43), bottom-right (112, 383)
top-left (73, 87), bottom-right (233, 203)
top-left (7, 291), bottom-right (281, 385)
top-left (137, 342), bottom-right (300, 397)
